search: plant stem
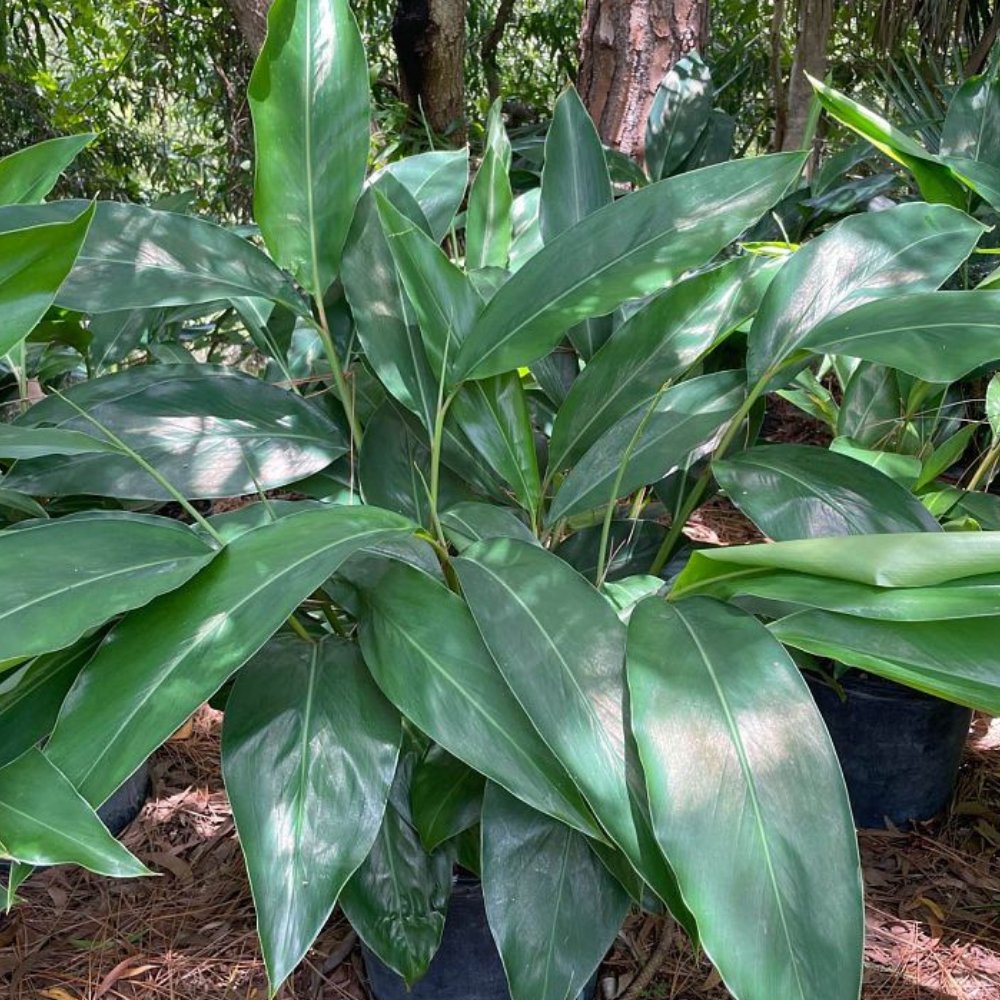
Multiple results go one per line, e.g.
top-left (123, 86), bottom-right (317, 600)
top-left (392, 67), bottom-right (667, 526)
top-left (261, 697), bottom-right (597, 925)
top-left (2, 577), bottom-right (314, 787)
top-left (286, 614), bottom-right (315, 643)
top-left (311, 296), bottom-right (362, 445)
top-left (967, 437), bottom-right (1000, 491)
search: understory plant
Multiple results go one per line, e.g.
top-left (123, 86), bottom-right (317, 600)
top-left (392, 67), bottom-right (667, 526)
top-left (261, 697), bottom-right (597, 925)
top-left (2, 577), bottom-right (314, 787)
top-left (3, 4), bottom-right (1000, 1000)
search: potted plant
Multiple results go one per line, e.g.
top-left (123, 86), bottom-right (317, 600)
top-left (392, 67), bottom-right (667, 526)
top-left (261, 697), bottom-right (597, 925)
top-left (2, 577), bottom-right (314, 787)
top-left (3, 3), bottom-right (1000, 999)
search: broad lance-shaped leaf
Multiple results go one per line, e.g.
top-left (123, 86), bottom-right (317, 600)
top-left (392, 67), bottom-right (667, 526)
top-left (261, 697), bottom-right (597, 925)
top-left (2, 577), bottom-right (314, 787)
top-left (454, 540), bottom-right (696, 934)
top-left (627, 597), bottom-right (862, 1000)
top-left (4, 364), bottom-right (346, 501)
top-left (541, 86), bottom-right (614, 359)
top-left (43, 505), bottom-right (414, 809)
top-left (222, 636), bottom-right (401, 991)
top-left (0, 201), bottom-right (306, 315)
top-left (453, 152), bottom-right (806, 381)
top-left (771, 611), bottom-right (1000, 714)
top-left (411, 745), bottom-right (484, 852)
top-left (746, 202), bottom-right (984, 386)
top-left (0, 748), bottom-right (150, 877)
top-left (249, 0), bottom-right (369, 296)
top-left (373, 149), bottom-right (469, 243)
top-left (714, 444), bottom-right (940, 540)
top-left (0, 425), bottom-right (119, 459)
top-left (0, 512), bottom-right (217, 662)
top-left (548, 371), bottom-right (745, 523)
top-left (482, 784), bottom-right (630, 1000)
top-left (548, 258), bottom-right (775, 474)
top-left (467, 99), bottom-right (513, 270)
top-left (440, 501), bottom-right (537, 553)
top-left (0, 202), bottom-right (93, 358)
top-left (0, 134), bottom-right (95, 205)
top-left (357, 561), bottom-right (602, 839)
top-left (800, 291), bottom-right (1000, 383)
top-left (941, 74), bottom-right (1000, 164)
top-left (644, 52), bottom-right (713, 182)
top-left (340, 751), bottom-right (454, 987)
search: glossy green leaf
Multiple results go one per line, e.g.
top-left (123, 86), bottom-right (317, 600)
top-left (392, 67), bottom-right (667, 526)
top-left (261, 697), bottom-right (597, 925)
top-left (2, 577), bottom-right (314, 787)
top-left (5, 364), bottom-right (346, 500)
top-left (43, 505), bottom-right (413, 809)
top-left (714, 444), bottom-right (939, 539)
top-left (223, 635), bottom-right (401, 990)
top-left (940, 74), bottom-right (1000, 164)
top-left (440, 501), bottom-right (536, 552)
top-left (644, 52), bottom-right (713, 182)
top-left (628, 597), bottom-right (862, 1000)
top-left (249, 0), bottom-right (368, 295)
top-left (829, 437), bottom-right (922, 486)
top-left (87, 308), bottom-right (154, 373)
top-left (0, 512), bottom-right (216, 662)
top-left (836, 363), bottom-right (901, 447)
top-left (988, 374), bottom-right (1000, 439)
top-left (357, 561), bottom-right (601, 839)
top-left (943, 156), bottom-right (1000, 210)
top-left (453, 153), bottom-right (806, 380)
top-left (541, 86), bottom-right (614, 360)
top-left (771, 611), bottom-right (1000, 713)
top-left (376, 149), bottom-right (470, 243)
top-left (0, 134), bottom-right (95, 205)
top-left (555, 520), bottom-right (668, 583)
top-left (0, 201), bottom-right (306, 315)
top-left (482, 784), bottom-right (629, 1000)
top-left (0, 748), bottom-right (150, 877)
top-left (802, 292), bottom-right (1000, 383)
top-left (411, 745), bottom-right (484, 852)
top-left (0, 202), bottom-right (93, 358)
top-left (509, 188), bottom-right (543, 272)
top-left (549, 371), bottom-right (745, 523)
top-left (679, 108), bottom-right (736, 171)
top-left (548, 259), bottom-right (771, 474)
top-left (914, 424), bottom-right (977, 491)
top-left (0, 490), bottom-right (46, 521)
top-left (340, 752), bottom-right (453, 986)
top-left (809, 77), bottom-right (967, 207)
top-left (0, 426), bottom-right (118, 459)
top-left (746, 203), bottom-right (983, 386)
top-left (454, 539), bottom-right (695, 932)
top-left (467, 100), bottom-right (513, 270)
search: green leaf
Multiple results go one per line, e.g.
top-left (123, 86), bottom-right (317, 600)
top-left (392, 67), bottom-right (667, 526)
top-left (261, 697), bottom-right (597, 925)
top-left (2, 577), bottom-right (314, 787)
top-left (86, 309), bottom-right (153, 373)
top-left (829, 437), bottom-right (922, 486)
top-left (801, 292), bottom-right (1000, 384)
top-left (5, 364), bottom-right (346, 500)
top-left (0, 511), bottom-right (216, 662)
top-left (0, 425), bottom-right (118, 459)
top-left (679, 108), bottom-right (736, 171)
top-left (249, 0), bottom-right (369, 296)
top-left (541, 86), bottom-right (614, 360)
top-left (645, 52), bottom-right (713, 182)
top-left (453, 153), bottom-right (806, 380)
top-left (0, 748), bottom-right (150, 877)
top-left (43, 505), bottom-right (413, 809)
top-left (836, 363), bottom-right (901, 448)
top-left (357, 561), bottom-right (601, 839)
top-left (340, 751), bottom-right (453, 987)
top-left (375, 149), bottom-right (470, 243)
top-left (454, 539), bottom-right (695, 933)
top-left (548, 371), bottom-right (745, 523)
top-left (628, 597), bottom-right (862, 1000)
top-left (809, 77), bottom-right (967, 207)
top-left (548, 258), bottom-right (771, 475)
top-left (0, 134), bottom-right (95, 205)
top-left (940, 74), bottom-right (1000, 165)
top-left (714, 444), bottom-right (940, 539)
top-left (943, 156), bottom-right (1000, 211)
top-left (0, 490), bottom-right (46, 521)
top-left (555, 520), bottom-right (668, 583)
top-left (988, 374), bottom-right (1000, 440)
top-left (771, 611), bottom-right (1000, 713)
top-left (0, 202), bottom-right (94, 358)
top-left (411, 745), bottom-right (484, 852)
top-left (914, 424), bottom-right (978, 491)
top-left (440, 501), bottom-right (536, 552)
top-left (467, 100), bottom-right (514, 270)
top-left (222, 635), bottom-right (401, 990)
top-left (746, 203), bottom-right (984, 385)
top-left (482, 784), bottom-right (629, 1000)
top-left (0, 201), bottom-right (306, 315)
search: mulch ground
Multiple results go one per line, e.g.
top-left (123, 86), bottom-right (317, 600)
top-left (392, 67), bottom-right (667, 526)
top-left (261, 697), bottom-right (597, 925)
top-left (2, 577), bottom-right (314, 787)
top-left (1, 709), bottom-right (998, 1000)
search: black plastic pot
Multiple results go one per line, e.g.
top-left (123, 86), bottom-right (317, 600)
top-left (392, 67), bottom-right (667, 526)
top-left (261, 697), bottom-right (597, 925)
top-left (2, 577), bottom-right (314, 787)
top-left (361, 876), bottom-right (599, 1000)
top-left (806, 671), bottom-right (971, 829)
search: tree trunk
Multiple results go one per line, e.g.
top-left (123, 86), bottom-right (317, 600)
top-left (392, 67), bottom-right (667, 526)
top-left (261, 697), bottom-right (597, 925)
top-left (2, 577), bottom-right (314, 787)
top-left (225, 0), bottom-right (271, 54)
top-left (577, 0), bottom-right (709, 161)
top-left (392, 0), bottom-right (467, 136)
top-left (779, 0), bottom-right (834, 151)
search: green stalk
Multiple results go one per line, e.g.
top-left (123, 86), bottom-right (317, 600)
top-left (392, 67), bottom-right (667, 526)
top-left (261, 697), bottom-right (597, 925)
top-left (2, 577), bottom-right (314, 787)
top-left (967, 437), bottom-right (1000, 491)
top-left (311, 296), bottom-right (362, 445)
top-left (286, 614), bottom-right (315, 643)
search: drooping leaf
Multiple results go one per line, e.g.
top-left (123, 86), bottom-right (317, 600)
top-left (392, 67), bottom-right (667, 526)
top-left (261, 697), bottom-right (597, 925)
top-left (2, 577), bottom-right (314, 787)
top-left (411, 745), bottom-right (484, 852)
top-left (644, 53), bottom-right (713, 182)
top-left (0, 134), bottom-right (95, 205)
top-left (43, 505), bottom-right (413, 809)
top-left (714, 445), bottom-right (940, 539)
top-left (0, 748), bottom-right (150, 877)
top-left (5, 364), bottom-right (346, 500)
top-left (249, 0), bottom-right (369, 296)
top-left (453, 153), bottom-right (806, 380)
top-left (223, 635), bottom-right (401, 990)
top-left (628, 597), bottom-right (862, 1000)
top-left (467, 100), bottom-right (514, 270)
top-left (482, 784), bottom-right (629, 1000)
top-left (375, 149), bottom-right (469, 243)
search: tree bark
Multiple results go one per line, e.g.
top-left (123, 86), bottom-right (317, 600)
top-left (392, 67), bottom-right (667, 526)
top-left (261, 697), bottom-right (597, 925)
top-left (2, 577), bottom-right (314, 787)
top-left (779, 0), bottom-right (834, 151)
top-left (224, 0), bottom-right (271, 54)
top-left (392, 0), bottom-right (467, 136)
top-left (577, 0), bottom-right (709, 161)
